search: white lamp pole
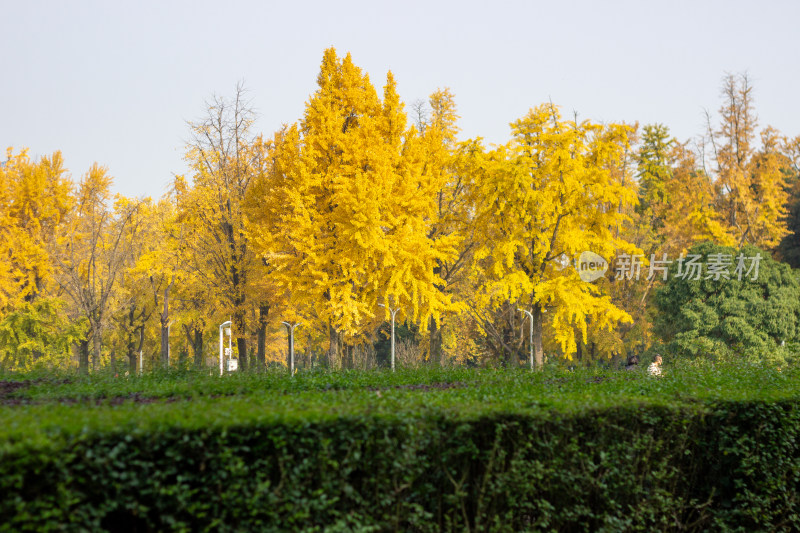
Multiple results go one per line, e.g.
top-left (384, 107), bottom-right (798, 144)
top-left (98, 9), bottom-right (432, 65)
top-left (281, 322), bottom-right (301, 376)
top-left (219, 320), bottom-right (231, 376)
top-left (518, 308), bottom-right (534, 371)
top-left (378, 304), bottom-right (400, 372)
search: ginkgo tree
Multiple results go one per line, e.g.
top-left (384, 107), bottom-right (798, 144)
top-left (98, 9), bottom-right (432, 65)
top-left (55, 164), bottom-right (143, 373)
top-left (470, 104), bottom-right (638, 368)
top-left (0, 148), bottom-right (73, 310)
top-left (255, 48), bottom-right (455, 367)
top-left (414, 88), bottom-right (482, 365)
top-left (177, 85), bottom-right (273, 370)
top-left (0, 148), bottom-right (81, 371)
top-left (116, 196), bottom-right (186, 371)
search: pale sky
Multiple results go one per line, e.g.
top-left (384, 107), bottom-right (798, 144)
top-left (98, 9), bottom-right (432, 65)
top-left (3, 0), bottom-right (799, 198)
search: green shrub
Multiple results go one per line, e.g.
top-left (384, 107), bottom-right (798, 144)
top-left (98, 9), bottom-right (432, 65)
top-left (2, 366), bottom-right (800, 531)
top-left (654, 242), bottom-right (800, 363)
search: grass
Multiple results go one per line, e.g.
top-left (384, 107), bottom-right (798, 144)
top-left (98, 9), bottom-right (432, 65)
top-left (1, 360), bottom-right (798, 449)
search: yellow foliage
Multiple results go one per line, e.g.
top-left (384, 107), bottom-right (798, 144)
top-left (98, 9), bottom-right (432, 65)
top-left (176, 88), bottom-right (276, 367)
top-left (260, 48), bottom-right (455, 341)
top-left (0, 147), bottom-right (73, 311)
top-left (710, 74), bottom-right (789, 248)
top-left (470, 104), bottom-right (637, 361)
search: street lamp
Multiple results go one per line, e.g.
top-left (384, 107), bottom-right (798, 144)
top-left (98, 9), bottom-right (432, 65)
top-left (281, 322), bottom-right (301, 376)
top-left (518, 308), bottom-right (534, 371)
top-left (378, 303), bottom-right (401, 372)
top-left (219, 320), bottom-right (231, 376)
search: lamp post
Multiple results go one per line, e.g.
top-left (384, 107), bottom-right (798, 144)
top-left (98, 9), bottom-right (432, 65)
top-left (219, 320), bottom-right (231, 376)
top-left (281, 322), bottom-right (301, 376)
top-left (518, 308), bottom-right (534, 371)
top-left (379, 304), bottom-right (400, 372)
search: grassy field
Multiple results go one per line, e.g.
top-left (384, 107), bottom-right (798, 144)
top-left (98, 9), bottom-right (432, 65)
top-left (1, 362), bottom-right (796, 446)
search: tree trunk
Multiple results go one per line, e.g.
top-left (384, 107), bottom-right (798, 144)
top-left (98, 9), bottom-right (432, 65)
top-left (126, 320), bottom-right (136, 374)
top-left (532, 306), bottom-right (544, 371)
top-left (160, 320), bottom-right (170, 368)
top-left (429, 317), bottom-right (443, 366)
top-left (257, 304), bottom-right (269, 371)
top-left (502, 330), bottom-right (515, 367)
top-left (193, 329), bottom-right (203, 368)
top-left (178, 347), bottom-right (187, 366)
top-left (328, 324), bottom-right (339, 369)
top-left (343, 344), bottom-right (354, 369)
top-left (501, 306), bottom-right (519, 367)
top-left (128, 325), bottom-right (143, 374)
top-left (79, 338), bottom-right (90, 375)
top-left (91, 325), bottom-right (102, 372)
top-left (160, 278), bottom-right (174, 368)
top-left (234, 337), bottom-right (245, 371)
top-left (234, 308), bottom-right (247, 371)
top-left (183, 323), bottom-right (204, 368)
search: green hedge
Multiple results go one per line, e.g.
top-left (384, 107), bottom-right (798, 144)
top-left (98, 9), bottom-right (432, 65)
top-left (3, 396), bottom-right (800, 532)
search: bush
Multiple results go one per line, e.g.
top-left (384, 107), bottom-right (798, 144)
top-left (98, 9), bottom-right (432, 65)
top-left (2, 366), bottom-right (800, 531)
top-left (655, 242), bottom-right (800, 363)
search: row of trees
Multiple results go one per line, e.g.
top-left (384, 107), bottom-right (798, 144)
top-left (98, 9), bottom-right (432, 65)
top-left (2, 50), bottom-right (799, 373)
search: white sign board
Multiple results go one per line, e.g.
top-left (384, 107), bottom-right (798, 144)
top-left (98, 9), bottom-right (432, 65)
top-left (227, 358), bottom-right (238, 372)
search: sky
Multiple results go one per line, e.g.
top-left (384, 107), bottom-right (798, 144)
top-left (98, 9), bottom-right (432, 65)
top-left (3, 0), bottom-right (799, 199)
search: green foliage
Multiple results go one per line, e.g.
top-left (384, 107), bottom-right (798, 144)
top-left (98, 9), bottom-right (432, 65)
top-left (0, 298), bottom-right (85, 372)
top-left (775, 162), bottom-right (800, 268)
top-left (654, 242), bottom-right (800, 363)
top-left (2, 366), bottom-right (800, 530)
top-left (637, 123), bottom-right (673, 221)
top-left (776, 195), bottom-right (800, 268)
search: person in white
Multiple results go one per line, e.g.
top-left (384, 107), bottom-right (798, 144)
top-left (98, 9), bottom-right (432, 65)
top-left (648, 355), bottom-right (663, 376)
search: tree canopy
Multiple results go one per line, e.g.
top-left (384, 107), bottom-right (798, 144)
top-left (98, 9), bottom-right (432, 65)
top-left (655, 242), bottom-right (800, 362)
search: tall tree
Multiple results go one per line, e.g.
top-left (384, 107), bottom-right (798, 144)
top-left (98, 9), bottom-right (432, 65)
top-left (120, 198), bottom-right (182, 370)
top-left (636, 125), bottom-right (731, 256)
top-left (262, 48), bottom-right (453, 367)
top-left (55, 164), bottom-right (142, 373)
top-left (177, 85), bottom-right (269, 371)
top-left (605, 126), bottom-right (734, 359)
top-left (470, 104), bottom-right (636, 368)
top-left (0, 148), bottom-right (73, 310)
top-left (0, 148), bottom-right (86, 371)
top-left (776, 135), bottom-right (800, 267)
top-left (417, 89), bottom-right (480, 365)
top-left (707, 73), bottom-right (788, 248)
